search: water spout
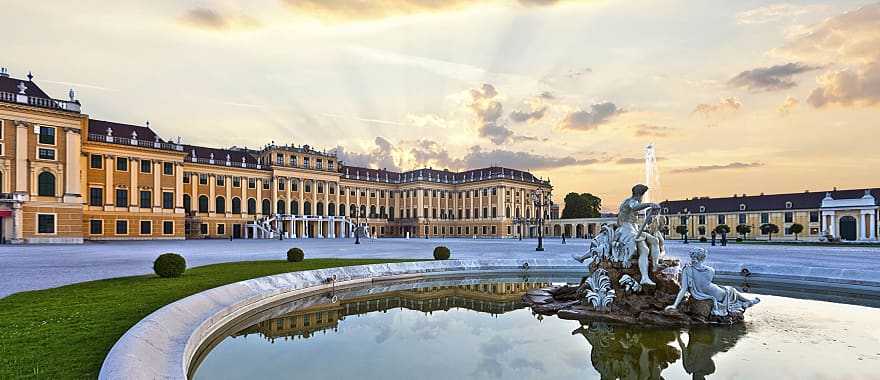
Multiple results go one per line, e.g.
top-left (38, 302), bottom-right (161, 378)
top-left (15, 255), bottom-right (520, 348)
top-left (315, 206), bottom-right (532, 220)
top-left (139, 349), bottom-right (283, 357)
top-left (644, 143), bottom-right (661, 204)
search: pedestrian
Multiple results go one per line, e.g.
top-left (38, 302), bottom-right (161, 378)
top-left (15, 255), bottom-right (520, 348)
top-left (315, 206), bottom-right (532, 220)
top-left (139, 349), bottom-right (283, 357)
top-left (721, 232), bottom-right (727, 246)
top-left (711, 231), bottom-right (716, 246)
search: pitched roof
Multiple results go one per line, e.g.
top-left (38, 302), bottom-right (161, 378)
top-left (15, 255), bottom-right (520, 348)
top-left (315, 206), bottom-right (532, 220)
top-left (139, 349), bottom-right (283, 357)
top-left (660, 188), bottom-right (880, 213)
top-left (89, 119), bottom-right (161, 142)
top-left (183, 144), bottom-right (260, 165)
top-left (0, 75), bottom-right (51, 98)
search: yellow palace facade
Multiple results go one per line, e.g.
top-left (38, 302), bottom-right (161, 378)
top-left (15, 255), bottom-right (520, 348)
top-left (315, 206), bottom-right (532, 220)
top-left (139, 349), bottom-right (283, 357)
top-left (0, 70), bottom-right (551, 244)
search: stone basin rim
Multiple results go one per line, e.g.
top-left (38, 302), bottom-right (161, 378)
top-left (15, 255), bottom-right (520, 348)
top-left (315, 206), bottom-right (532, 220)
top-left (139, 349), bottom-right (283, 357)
top-left (98, 259), bottom-right (880, 380)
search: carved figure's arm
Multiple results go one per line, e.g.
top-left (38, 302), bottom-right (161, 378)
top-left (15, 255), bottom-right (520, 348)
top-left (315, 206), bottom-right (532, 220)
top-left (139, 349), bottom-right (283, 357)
top-left (665, 269), bottom-right (689, 310)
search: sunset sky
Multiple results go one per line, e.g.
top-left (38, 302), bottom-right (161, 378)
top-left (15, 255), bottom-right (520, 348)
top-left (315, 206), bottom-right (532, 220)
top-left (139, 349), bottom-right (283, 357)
top-left (5, 0), bottom-right (878, 208)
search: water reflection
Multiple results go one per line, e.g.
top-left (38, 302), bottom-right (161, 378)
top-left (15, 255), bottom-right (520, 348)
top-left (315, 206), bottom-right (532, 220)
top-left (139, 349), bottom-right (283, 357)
top-left (220, 281), bottom-right (752, 379)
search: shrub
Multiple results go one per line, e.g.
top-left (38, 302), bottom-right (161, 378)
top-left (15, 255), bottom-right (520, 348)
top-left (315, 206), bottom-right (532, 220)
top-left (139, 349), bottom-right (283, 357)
top-left (287, 247), bottom-right (305, 262)
top-left (735, 237), bottom-right (743, 242)
top-left (433, 246), bottom-right (451, 260)
top-left (699, 236), bottom-right (708, 243)
top-left (153, 253), bottom-right (186, 278)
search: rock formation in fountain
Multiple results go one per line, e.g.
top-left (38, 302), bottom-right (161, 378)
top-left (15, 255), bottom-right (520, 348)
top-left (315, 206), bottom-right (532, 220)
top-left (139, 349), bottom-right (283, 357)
top-left (524, 184), bottom-right (760, 326)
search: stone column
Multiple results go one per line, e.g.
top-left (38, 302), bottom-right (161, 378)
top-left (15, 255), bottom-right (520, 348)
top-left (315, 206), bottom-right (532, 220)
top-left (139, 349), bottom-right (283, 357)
top-left (14, 122), bottom-right (28, 193)
top-left (271, 176), bottom-right (278, 214)
top-left (860, 210), bottom-right (871, 240)
top-left (239, 176), bottom-right (246, 215)
top-left (298, 179), bottom-right (304, 215)
top-left (256, 178), bottom-right (262, 217)
top-left (152, 161), bottom-right (162, 211)
top-left (63, 128), bottom-right (81, 201)
top-left (175, 163), bottom-right (184, 210)
top-left (324, 183), bottom-right (330, 237)
top-left (129, 158), bottom-right (138, 210)
top-left (478, 188), bottom-right (483, 220)
top-left (208, 174), bottom-right (216, 215)
top-left (418, 188), bottom-right (424, 218)
top-left (285, 177), bottom-right (292, 215)
top-left (190, 173), bottom-right (198, 212)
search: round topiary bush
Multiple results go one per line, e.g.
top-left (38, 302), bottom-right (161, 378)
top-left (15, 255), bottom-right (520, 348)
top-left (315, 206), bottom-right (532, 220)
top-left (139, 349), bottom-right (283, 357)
top-left (287, 247), bottom-right (304, 262)
top-left (433, 246), bottom-right (451, 260)
top-left (699, 236), bottom-right (708, 243)
top-left (153, 253), bottom-right (186, 278)
top-left (735, 237), bottom-right (743, 242)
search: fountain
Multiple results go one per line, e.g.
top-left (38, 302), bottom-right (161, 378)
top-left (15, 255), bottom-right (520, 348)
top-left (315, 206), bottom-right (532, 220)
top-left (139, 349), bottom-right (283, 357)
top-left (529, 183), bottom-right (760, 326)
top-left (644, 143), bottom-right (661, 204)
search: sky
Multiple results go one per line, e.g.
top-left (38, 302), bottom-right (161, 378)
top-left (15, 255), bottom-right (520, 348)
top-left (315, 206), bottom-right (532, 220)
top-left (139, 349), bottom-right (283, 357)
top-left (4, 0), bottom-right (879, 208)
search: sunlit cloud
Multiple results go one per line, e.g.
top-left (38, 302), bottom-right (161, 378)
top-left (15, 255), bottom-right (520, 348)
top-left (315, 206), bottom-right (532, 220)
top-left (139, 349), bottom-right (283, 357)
top-left (281, 0), bottom-right (565, 22)
top-left (672, 162), bottom-right (764, 173)
top-left (728, 62), bottom-right (821, 92)
top-left (558, 102), bottom-right (624, 131)
top-left (735, 3), bottom-right (830, 25)
top-left (178, 7), bottom-right (261, 30)
top-left (691, 97), bottom-right (742, 118)
top-left (777, 96), bottom-right (799, 115)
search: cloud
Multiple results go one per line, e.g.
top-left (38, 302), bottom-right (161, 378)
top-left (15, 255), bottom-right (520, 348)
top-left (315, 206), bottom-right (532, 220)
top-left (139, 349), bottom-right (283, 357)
top-left (616, 156), bottom-right (666, 165)
top-left (691, 97), bottom-right (742, 118)
top-left (728, 62), bottom-right (821, 92)
top-left (558, 102), bottom-right (624, 131)
top-left (775, 3), bottom-right (880, 66)
top-left (282, 0), bottom-right (562, 21)
top-left (334, 137), bottom-right (400, 171)
top-left (806, 61), bottom-right (880, 108)
top-left (538, 91), bottom-right (556, 100)
top-left (509, 107), bottom-right (547, 123)
top-left (777, 96), bottom-right (799, 115)
top-left (178, 7), bottom-right (260, 30)
top-left (469, 83), bottom-right (514, 144)
top-left (736, 3), bottom-right (829, 25)
top-left (459, 146), bottom-right (597, 170)
top-left (509, 357), bottom-right (545, 372)
top-left (632, 124), bottom-right (671, 138)
top-left (672, 162), bottom-right (764, 173)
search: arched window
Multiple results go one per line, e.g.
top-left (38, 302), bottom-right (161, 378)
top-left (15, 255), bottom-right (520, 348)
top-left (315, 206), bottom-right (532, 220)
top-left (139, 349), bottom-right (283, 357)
top-left (37, 172), bottom-right (56, 196)
top-left (505, 207), bottom-right (510, 218)
top-left (261, 199), bottom-right (270, 215)
top-left (247, 198), bottom-right (256, 215)
top-left (380, 206), bottom-right (386, 218)
top-left (360, 205), bottom-right (367, 217)
top-left (328, 203), bottom-right (336, 216)
top-left (277, 200), bottom-right (285, 214)
top-left (198, 195), bottom-right (209, 213)
top-left (183, 194), bottom-right (192, 212)
top-left (515, 207), bottom-right (521, 218)
top-left (303, 201), bottom-right (312, 215)
top-left (349, 204), bottom-right (356, 217)
top-left (216, 196), bottom-right (226, 213)
top-left (316, 202), bottom-right (324, 216)
top-left (290, 200), bottom-right (298, 215)
top-left (370, 205), bottom-right (377, 218)
top-left (389, 207), bottom-right (395, 220)
top-left (339, 204), bottom-right (346, 216)
top-left (232, 197), bottom-right (241, 214)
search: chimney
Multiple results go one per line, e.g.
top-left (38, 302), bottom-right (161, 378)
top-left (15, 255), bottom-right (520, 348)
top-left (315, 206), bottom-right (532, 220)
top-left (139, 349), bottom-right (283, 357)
top-left (0, 68), bottom-right (8, 78)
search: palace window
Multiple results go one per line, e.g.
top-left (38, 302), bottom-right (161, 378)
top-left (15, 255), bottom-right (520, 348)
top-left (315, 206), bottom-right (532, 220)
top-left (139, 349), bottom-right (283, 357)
top-left (262, 180), bottom-right (270, 190)
top-left (303, 157), bottom-right (310, 168)
top-left (248, 178), bottom-right (256, 189)
top-left (278, 178), bottom-right (285, 191)
top-left (217, 224), bottom-right (225, 235)
top-left (318, 184), bottom-right (324, 194)
top-left (140, 160), bottom-right (152, 173)
top-left (37, 214), bottom-right (56, 234)
top-left (90, 154), bottom-right (103, 169)
top-left (116, 157), bottom-right (128, 171)
top-left (37, 172), bottom-right (56, 196)
top-left (810, 211), bottom-right (819, 223)
top-left (761, 213), bottom-right (769, 224)
top-left (163, 221), bottom-right (174, 235)
top-left (216, 176), bottom-right (225, 186)
top-left (140, 191), bottom-right (151, 208)
top-left (199, 174), bottom-right (208, 185)
top-left (717, 215), bottom-right (725, 224)
top-left (276, 154), bottom-right (284, 165)
top-left (183, 175), bottom-right (190, 184)
top-left (698, 215), bottom-right (706, 225)
top-left (738, 213), bottom-right (746, 224)
top-left (115, 189), bottom-right (129, 207)
top-left (140, 220), bottom-right (152, 235)
top-left (785, 201), bottom-right (793, 209)
top-left (89, 187), bottom-right (103, 206)
top-left (290, 156), bottom-right (297, 166)
top-left (38, 148), bottom-right (55, 160)
top-left (316, 159), bottom-right (323, 169)
top-left (163, 162), bottom-right (174, 175)
top-left (233, 177), bottom-right (241, 187)
top-left (163, 192), bottom-right (174, 209)
top-left (90, 220), bottom-right (103, 235)
top-left (739, 204), bottom-right (746, 211)
top-left (116, 220), bottom-right (128, 235)
top-left (38, 126), bottom-right (56, 145)
top-left (216, 196), bottom-right (226, 213)
top-left (305, 183), bottom-right (311, 193)
top-left (784, 212), bottom-right (793, 223)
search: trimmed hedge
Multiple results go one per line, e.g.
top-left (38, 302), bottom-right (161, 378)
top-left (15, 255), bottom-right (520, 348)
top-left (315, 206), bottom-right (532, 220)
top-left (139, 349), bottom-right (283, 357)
top-left (153, 253), bottom-right (186, 278)
top-left (287, 247), bottom-right (305, 262)
top-left (433, 246), bottom-right (451, 260)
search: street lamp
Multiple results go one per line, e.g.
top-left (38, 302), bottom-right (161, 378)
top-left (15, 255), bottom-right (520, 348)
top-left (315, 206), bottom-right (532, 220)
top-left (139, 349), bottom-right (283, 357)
top-left (354, 209), bottom-right (361, 245)
top-left (530, 189), bottom-right (550, 252)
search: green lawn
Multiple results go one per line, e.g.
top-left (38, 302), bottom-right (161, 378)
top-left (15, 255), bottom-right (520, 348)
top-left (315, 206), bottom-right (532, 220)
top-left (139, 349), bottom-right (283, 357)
top-left (0, 258), bottom-right (413, 379)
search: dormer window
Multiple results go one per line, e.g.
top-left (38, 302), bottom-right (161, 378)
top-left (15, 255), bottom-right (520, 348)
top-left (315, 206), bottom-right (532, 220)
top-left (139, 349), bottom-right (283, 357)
top-left (739, 204), bottom-right (746, 211)
top-left (683, 208), bottom-right (688, 213)
top-left (276, 154), bottom-right (284, 165)
top-left (290, 156), bottom-right (297, 166)
top-left (785, 201), bottom-right (792, 209)
top-left (699, 206), bottom-right (706, 213)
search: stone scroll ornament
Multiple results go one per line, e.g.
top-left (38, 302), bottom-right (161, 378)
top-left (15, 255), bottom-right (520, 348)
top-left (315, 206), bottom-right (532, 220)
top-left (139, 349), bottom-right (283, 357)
top-left (583, 269), bottom-right (615, 311)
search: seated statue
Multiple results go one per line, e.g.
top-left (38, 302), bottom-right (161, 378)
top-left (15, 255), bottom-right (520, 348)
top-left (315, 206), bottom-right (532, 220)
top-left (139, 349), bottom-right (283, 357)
top-left (665, 247), bottom-right (760, 316)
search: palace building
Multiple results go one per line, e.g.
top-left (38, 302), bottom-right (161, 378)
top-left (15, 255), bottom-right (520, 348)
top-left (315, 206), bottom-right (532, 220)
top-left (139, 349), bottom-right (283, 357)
top-left (0, 70), bottom-right (552, 243)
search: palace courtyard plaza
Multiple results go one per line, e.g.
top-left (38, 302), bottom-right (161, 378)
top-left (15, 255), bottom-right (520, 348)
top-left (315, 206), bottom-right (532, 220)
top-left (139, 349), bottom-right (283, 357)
top-left (3, 238), bottom-right (879, 298)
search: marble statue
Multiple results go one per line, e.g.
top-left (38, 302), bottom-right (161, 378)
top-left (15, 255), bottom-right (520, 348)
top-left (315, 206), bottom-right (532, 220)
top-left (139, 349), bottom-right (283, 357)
top-left (665, 247), bottom-right (760, 316)
top-left (617, 184), bottom-right (663, 285)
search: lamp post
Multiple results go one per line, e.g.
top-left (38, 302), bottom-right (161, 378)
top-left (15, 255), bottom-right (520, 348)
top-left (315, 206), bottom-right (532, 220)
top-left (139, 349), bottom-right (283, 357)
top-left (530, 189), bottom-right (550, 252)
top-left (354, 209), bottom-right (361, 245)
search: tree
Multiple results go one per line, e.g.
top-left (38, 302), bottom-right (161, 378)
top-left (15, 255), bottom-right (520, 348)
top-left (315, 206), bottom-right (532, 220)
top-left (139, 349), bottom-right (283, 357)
top-left (561, 192), bottom-right (602, 219)
top-left (675, 225), bottom-right (688, 242)
top-left (735, 224), bottom-right (751, 240)
top-left (789, 223), bottom-right (804, 240)
top-left (714, 224), bottom-right (731, 235)
top-left (760, 223), bottom-right (779, 241)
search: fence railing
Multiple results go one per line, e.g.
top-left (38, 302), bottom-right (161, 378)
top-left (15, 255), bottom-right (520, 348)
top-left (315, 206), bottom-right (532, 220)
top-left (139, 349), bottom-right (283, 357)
top-left (0, 91), bottom-right (81, 112)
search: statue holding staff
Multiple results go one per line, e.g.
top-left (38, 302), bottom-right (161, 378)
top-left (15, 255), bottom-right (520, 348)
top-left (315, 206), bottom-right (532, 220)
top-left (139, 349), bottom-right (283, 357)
top-left (617, 184), bottom-right (663, 286)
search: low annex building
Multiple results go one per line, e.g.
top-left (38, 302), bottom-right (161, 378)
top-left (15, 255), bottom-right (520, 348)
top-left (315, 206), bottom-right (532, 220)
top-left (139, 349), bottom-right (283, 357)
top-left (660, 189), bottom-right (879, 242)
top-left (0, 70), bottom-right (552, 243)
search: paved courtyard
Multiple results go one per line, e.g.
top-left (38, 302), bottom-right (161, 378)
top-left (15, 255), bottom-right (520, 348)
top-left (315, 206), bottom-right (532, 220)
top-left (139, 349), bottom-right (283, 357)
top-left (2, 238), bottom-right (879, 298)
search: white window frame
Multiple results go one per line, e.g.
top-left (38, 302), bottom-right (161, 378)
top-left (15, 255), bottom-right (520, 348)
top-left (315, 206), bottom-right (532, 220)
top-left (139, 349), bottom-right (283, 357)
top-left (36, 125), bottom-right (57, 146)
top-left (36, 213), bottom-right (57, 235)
top-left (139, 220), bottom-right (152, 235)
top-left (162, 220), bottom-right (174, 235)
top-left (162, 162), bottom-right (174, 176)
top-left (216, 223), bottom-right (226, 235)
top-left (115, 219), bottom-right (129, 236)
top-left (89, 219), bottom-right (104, 236)
top-left (36, 147), bottom-right (57, 161)
top-left (90, 154), bottom-right (103, 170)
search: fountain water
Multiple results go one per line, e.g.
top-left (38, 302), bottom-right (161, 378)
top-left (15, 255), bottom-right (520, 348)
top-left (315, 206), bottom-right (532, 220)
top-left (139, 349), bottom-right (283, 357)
top-left (644, 143), bottom-right (661, 204)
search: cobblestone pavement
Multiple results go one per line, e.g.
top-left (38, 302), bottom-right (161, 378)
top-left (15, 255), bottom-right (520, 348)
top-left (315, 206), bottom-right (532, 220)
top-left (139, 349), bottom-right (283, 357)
top-left (2, 238), bottom-right (879, 298)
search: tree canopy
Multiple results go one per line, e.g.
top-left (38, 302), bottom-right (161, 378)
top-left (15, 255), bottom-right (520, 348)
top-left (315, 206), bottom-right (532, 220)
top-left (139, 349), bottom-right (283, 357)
top-left (561, 192), bottom-right (602, 218)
